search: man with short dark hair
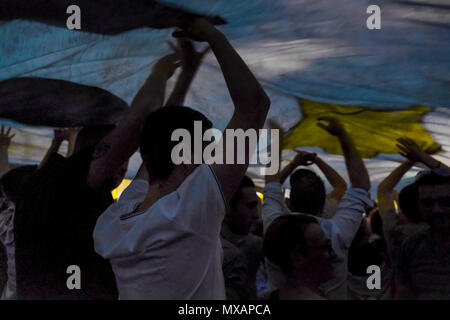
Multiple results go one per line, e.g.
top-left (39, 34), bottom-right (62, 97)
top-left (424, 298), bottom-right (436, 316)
top-left (94, 18), bottom-right (270, 299)
top-left (221, 176), bottom-right (263, 299)
top-left (263, 214), bottom-right (335, 299)
top-left (13, 50), bottom-right (183, 299)
top-left (289, 169), bottom-right (326, 216)
top-left (396, 172), bottom-right (450, 299)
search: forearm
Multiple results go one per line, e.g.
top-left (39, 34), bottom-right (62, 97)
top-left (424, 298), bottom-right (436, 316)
top-left (314, 156), bottom-right (346, 197)
top-left (278, 162), bottom-right (298, 185)
top-left (131, 72), bottom-right (166, 111)
top-left (67, 134), bottom-right (77, 157)
top-left (379, 161), bottom-right (414, 193)
top-left (338, 131), bottom-right (370, 191)
top-left (419, 153), bottom-right (449, 170)
top-left (209, 32), bottom-right (269, 117)
top-left (40, 139), bottom-right (62, 168)
top-left (262, 182), bottom-right (289, 234)
top-left (87, 72), bottom-right (167, 189)
top-left (165, 70), bottom-right (197, 106)
top-left (378, 161), bottom-right (413, 213)
top-left (0, 145), bottom-right (10, 176)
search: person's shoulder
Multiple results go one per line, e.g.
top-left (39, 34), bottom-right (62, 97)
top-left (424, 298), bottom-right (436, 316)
top-left (177, 164), bottom-right (227, 207)
top-left (222, 237), bottom-right (244, 262)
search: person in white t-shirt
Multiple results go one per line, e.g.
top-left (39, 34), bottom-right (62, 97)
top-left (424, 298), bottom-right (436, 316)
top-left (93, 18), bottom-right (270, 300)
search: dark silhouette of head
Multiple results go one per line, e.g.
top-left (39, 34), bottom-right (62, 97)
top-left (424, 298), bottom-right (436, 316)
top-left (414, 172), bottom-right (450, 234)
top-left (263, 214), bottom-right (334, 285)
top-left (225, 176), bottom-right (260, 235)
top-left (0, 165), bottom-right (38, 203)
top-left (398, 183), bottom-right (422, 223)
top-left (140, 106), bottom-right (212, 181)
top-left (74, 125), bottom-right (116, 154)
top-left (289, 169), bottom-right (326, 216)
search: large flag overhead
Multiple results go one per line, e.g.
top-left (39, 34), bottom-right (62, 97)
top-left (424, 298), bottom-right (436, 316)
top-left (0, 0), bottom-right (449, 196)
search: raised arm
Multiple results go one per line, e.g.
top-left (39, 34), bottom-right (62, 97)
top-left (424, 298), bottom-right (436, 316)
top-left (318, 117), bottom-right (370, 191)
top-left (87, 53), bottom-right (180, 189)
top-left (397, 138), bottom-right (449, 172)
top-left (0, 126), bottom-right (14, 176)
top-left (165, 39), bottom-right (209, 106)
top-left (317, 118), bottom-right (371, 252)
top-left (174, 18), bottom-right (270, 201)
top-left (378, 160), bottom-right (414, 214)
top-left (313, 156), bottom-right (347, 201)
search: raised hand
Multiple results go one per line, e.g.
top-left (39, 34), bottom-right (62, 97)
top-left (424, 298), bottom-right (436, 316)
top-left (317, 117), bottom-right (345, 137)
top-left (397, 137), bottom-right (442, 168)
top-left (172, 18), bottom-right (222, 43)
top-left (292, 150), bottom-right (317, 166)
top-left (0, 125), bottom-right (15, 147)
top-left (168, 39), bottom-right (210, 72)
top-left (397, 138), bottom-right (434, 161)
top-left (152, 52), bottom-right (182, 79)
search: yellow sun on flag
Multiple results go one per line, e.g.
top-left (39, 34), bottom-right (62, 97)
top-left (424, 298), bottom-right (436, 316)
top-left (283, 99), bottom-right (437, 158)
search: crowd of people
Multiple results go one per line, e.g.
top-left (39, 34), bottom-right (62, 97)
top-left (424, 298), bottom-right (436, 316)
top-left (0, 18), bottom-right (449, 300)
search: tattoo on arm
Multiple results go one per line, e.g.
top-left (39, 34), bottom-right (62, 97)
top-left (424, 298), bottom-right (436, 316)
top-left (92, 142), bottom-right (111, 160)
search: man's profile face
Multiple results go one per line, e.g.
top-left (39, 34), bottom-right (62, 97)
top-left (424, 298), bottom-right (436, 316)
top-left (300, 223), bottom-right (334, 282)
top-left (229, 186), bottom-right (260, 235)
top-left (418, 183), bottom-right (450, 233)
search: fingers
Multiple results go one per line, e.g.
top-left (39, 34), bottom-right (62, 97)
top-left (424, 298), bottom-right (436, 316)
top-left (5, 127), bottom-right (11, 136)
top-left (0, 125), bottom-right (4, 135)
top-left (396, 143), bottom-right (410, 157)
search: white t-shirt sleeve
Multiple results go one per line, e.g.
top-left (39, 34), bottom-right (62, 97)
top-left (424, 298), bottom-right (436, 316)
top-left (118, 179), bottom-right (149, 203)
top-left (165, 164), bottom-right (227, 239)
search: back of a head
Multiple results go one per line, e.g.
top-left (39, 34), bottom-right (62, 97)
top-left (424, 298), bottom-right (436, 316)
top-left (415, 171), bottom-right (450, 189)
top-left (140, 106), bottom-right (212, 180)
top-left (74, 125), bottom-right (116, 154)
top-left (289, 169), bottom-right (326, 216)
top-left (0, 165), bottom-right (38, 203)
top-left (398, 183), bottom-right (422, 223)
top-left (263, 214), bottom-right (318, 275)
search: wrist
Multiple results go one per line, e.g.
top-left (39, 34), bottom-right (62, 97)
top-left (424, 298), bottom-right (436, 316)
top-left (207, 30), bottom-right (225, 45)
